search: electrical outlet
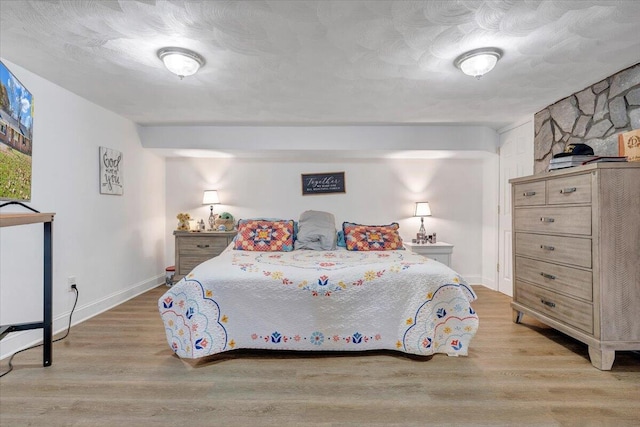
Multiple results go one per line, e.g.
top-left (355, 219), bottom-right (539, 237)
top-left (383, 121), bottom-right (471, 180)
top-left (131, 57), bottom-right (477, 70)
top-left (68, 276), bottom-right (76, 291)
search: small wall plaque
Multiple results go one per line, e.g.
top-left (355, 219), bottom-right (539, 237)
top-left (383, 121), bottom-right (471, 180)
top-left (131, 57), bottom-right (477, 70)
top-left (99, 147), bottom-right (123, 195)
top-left (301, 172), bottom-right (345, 195)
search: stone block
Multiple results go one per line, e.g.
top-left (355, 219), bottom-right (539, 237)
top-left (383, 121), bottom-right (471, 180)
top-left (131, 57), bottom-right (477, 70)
top-left (552, 121), bottom-right (563, 142)
top-left (576, 87), bottom-right (595, 115)
top-left (609, 96), bottom-right (629, 128)
top-left (626, 88), bottom-right (640, 106)
top-left (587, 134), bottom-right (621, 156)
top-left (567, 136), bottom-right (584, 147)
top-left (573, 115), bottom-right (591, 137)
top-left (609, 64), bottom-right (640, 99)
top-left (630, 107), bottom-right (640, 129)
top-left (594, 92), bottom-right (609, 122)
top-left (593, 79), bottom-right (609, 94)
top-left (585, 119), bottom-right (613, 139)
top-left (535, 152), bottom-right (551, 174)
top-left (534, 120), bottom-right (553, 160)
top-left (549, 96), bottom-right (579, 133)
top-left (534, 109), bottom-right (550, 134)
top-left (551, 141), bottom-right (565, 157)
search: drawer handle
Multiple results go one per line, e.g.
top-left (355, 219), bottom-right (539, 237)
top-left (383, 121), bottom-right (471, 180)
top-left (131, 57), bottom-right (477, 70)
top-left (522, 191), bottom-right (536, 197)
top-left (540, 272), bottom-right (556, 280)
top-left (560, 187), bottom-right (577, 194)
top-left (196, 244), bottom-right (211, 248)
top-left (540, 245), bottom-right (555, 251)
top-left (540, 298), bottom-right (556, 308)
top-left (540, 217), bottom-right (555, 223)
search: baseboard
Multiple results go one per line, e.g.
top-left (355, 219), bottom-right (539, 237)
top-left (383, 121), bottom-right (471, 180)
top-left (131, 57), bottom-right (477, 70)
top-left (478, 276), bottom-right (497, 290)
top-left (462, 275), bottom-right (482, 286)
top-left (0, 274), bottom-right (163, 361)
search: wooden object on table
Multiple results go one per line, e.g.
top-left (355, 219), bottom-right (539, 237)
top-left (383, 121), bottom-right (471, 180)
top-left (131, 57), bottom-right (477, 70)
top-left (510, 162), bottom-right (640, 370)
top-left (0, 212), bottom-right (55, 367)
top-left (618, 128), bottom-right (640, 162)
top-left (404, 241), bottom-right (454, 267)
top-left (173, 230), bottom-right (237, 282)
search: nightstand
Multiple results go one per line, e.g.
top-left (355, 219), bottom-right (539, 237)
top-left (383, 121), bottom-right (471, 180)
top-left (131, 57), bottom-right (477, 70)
top-left (404, 241), bottom-right (454, 267)
top-left (173, 230), bottom-right (237, 282)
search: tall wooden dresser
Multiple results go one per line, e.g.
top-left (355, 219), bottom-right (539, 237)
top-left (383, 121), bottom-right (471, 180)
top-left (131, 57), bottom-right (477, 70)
top-left (510, 163), bottom-right (640, 370)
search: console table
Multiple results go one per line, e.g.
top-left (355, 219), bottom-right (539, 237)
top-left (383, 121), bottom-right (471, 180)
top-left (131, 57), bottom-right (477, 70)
top-left (0, 212), bottom-right (55, 367)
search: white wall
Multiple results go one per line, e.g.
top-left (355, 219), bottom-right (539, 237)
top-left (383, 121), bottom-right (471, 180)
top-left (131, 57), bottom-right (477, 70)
top-left (0, 60), bottom-right (166, 360)
top-left (140, 124), bottom-right (498, 154)
top-left (165, 156), bottom-right (497, 284)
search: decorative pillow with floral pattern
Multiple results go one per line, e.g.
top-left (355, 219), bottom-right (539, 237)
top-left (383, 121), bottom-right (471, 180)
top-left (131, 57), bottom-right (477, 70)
top-left (342, 222), bottom-right (403, 251)
top-left (234, 219), bottom-right (295, 251)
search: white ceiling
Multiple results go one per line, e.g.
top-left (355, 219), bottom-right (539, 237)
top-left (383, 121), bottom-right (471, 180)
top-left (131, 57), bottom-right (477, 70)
top-left (1, 0), bottom-right (639, 131)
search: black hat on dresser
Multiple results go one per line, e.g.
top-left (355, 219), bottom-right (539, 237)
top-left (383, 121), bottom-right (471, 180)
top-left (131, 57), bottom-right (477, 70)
top-left (553, 143), bottom-right (594, 158)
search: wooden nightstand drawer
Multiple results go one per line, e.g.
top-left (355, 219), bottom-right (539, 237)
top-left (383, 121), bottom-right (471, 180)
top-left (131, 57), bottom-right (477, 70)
top-left (515, 256), bottom-right (592, 301)
top-left (179, 256), bottom-right (211, 275)
top-left (514, 181), bottom-right (546, 206)
top-left (547, 173), bottom-right (591, 205)
top-left (173, 231), bottom-right (237, 282)
top-left (514, 206), bottom-right (591, 236)
top-left (515, 233), bottom-right (591, 268)
top-left (178, 236), bottom-right (229, 254)
top-left (515, 280), bottom-right (593, 334)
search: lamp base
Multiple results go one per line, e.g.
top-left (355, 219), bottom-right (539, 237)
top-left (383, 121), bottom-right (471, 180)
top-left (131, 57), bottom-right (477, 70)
top-left (208, 206), bottom-right (217, 231)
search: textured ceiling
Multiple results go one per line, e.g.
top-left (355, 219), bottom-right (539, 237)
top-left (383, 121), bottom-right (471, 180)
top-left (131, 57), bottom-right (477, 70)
top-left (1, 0), bottom-right (639, 129)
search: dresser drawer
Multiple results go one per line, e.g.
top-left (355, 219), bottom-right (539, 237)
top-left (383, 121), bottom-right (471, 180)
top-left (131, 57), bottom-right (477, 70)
top-left (515, 280), bottom-right (593, 334)
top-left (515, 256), bottom-right (592, 301)
top-left (179, 256), bottom-right (211, 275)
top-left (514, 181), bottom-right (546, 206)
top-left (515, 233), bottom-right (592, 268)
top-left (514, 206), bottom-right (591, 235)
top-left (177, 236), bottom-right (229, 255)
top-left (547, 173), bottom-right (592, 205)
top-left (174, 231), bottom-right (237, 282)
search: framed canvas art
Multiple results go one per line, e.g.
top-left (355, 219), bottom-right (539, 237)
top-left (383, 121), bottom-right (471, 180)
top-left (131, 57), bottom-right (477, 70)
top-left (0, 60), bottom-right (34, 202)
top-left (301, 172), bottom-right (346, 195)
top-left (99, 147), bottom-right (123, 195)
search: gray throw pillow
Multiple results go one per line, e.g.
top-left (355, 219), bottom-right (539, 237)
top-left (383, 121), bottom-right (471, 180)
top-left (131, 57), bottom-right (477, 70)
top-left (294, 210), bottom-right (337, 250)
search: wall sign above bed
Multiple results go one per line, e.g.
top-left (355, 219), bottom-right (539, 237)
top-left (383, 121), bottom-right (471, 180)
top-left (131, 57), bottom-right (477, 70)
top-left (301, 172), bottom-right (345, 195)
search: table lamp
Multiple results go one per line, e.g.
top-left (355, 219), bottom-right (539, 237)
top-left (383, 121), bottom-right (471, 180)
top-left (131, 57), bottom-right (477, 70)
top-left (202, 190), bottom-right (220, 230)
top-left (414, 202), bottom-right (431, 242)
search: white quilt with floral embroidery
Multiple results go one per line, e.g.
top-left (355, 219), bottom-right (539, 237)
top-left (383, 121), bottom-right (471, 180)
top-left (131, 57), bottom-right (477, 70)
top-left (158, 246), bottom-right (479, 359)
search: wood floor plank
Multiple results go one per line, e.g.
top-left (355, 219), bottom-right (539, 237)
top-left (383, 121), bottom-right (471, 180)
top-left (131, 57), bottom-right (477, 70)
top-left (1, 285), bottom-right (638, 426)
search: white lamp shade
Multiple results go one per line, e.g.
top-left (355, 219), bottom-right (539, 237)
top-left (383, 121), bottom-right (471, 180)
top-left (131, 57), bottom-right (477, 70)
top-left (414, 202), bottom-right (432, 217)
top-left (202, 190), bottom-right (220, 205)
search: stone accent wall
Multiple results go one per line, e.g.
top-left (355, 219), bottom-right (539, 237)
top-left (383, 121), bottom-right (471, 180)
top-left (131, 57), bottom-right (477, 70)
top-left (534, 63), bottom-right (640, 173)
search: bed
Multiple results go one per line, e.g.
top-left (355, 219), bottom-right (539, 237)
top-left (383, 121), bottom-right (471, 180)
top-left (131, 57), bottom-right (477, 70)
top-left (158, 218), bottom-right (479, 360)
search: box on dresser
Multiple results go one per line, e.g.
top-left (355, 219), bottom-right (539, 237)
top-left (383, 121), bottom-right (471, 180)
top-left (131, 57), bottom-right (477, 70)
top-left (509, 163), bottom-right (640, 370)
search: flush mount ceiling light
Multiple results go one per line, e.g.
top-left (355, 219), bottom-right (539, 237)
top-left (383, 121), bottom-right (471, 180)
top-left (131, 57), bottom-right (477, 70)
top-left (157, 47), bottom-right (205, 79)
top-left (454, 47), bottom-right (503, 79)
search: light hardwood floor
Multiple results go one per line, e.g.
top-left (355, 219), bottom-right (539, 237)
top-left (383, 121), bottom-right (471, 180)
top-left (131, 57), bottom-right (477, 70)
top-left (1, 285), bottom-right (638, 426)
